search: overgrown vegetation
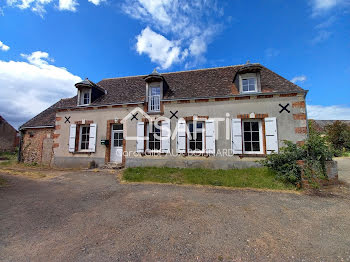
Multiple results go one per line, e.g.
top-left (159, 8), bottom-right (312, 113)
top-left (123, 167), bottom-right (295, 190)
top-left (261, 123), bottom-right (333, 186)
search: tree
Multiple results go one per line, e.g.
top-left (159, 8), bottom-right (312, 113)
top-left (325, 121), bottom-right (350, 154)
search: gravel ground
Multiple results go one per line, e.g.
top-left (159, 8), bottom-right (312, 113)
top-left (0, 163), bottom-right (350, 262)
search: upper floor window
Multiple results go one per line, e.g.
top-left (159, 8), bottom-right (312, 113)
top-left (148, 85), bottom-right (160, 112)
top-left (242, 77), bottom-right (257, 93)
top-left (80, 90), bottom-right (90, 105)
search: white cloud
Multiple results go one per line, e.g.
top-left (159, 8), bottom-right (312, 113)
top-left (123, 0), bottom-right (223, 69)
top-left (308, 104), bottom-right (350, 120)
top-left (58, 0), bottom-right (77, 11)
top-left (0, 51), bottom-right (81, 129)
top-left (136, 27), bottom-right (186, 69)
top-left (311, 30), bottom-right (332, 44)
top-left (88, 0), bottom-right (104, 5)
top-left (5, 0), bottom-right (80, 14)
top-left (310, 0), bottom-right (349, 15)
top-left (0, 41), bottom-right (10, 51)
top-left (291, 75), bottom-right (307, 84)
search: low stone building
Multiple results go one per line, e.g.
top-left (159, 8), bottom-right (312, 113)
top-left (19, 99), bottom-right (75, 165)
top-left (20, 63), bottom-right (309, 168)
top-left (0, 116), bottom-right (19, 152)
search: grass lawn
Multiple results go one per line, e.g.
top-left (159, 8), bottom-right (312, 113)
top-left (123, 167), bottom-right (296, 190)
top-left (0, 151), bottom-right (17, 166)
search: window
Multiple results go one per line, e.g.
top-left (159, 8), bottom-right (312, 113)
top-left (80, 125), bottom-right (90, 150)
top-left (242, 77), bottom-right (257, 92)
top-left (188, 121), bottom-right (204, 153)
top-left (112, 124), bottom-right (123, 147)
top-left (147, 123), bottom-right (161, 151)
top-left (148, 85), bottom-right (160, 112)
top-left (243, 120), bottom-right (263, 154)
top-left (80, 90), bottom-right (90, 105)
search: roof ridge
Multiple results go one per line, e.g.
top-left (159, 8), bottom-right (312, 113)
top-left (100, 64), bottom-right (250, 81)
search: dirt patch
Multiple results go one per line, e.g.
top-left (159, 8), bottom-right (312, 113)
top-left (1, 170), bottom-right (350, 261)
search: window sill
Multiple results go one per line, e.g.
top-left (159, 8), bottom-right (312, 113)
top-left (71, 151), bottom-right (93, 154)
top-left (238, 154), bottom-right (266, 158)
top-left (147, 111), bottom-right (161, 115)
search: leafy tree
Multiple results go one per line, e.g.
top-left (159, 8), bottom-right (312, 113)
top-left (325, 121), bottom-right (350, 155)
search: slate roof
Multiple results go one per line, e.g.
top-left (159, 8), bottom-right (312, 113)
top-left (20, 97), bottom-right (76, 130)
top-left (20, 64), bottom-right (306, 129)
top-left (92, 64), bottom-right (305, 106)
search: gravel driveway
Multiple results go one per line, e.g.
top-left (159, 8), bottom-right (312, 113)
top-left (1, 165), bottom-right (350, 262)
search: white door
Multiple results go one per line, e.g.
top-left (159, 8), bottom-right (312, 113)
top-left (110, 124), bottom-right (123, 163)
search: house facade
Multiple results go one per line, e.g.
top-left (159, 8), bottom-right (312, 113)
top-left (20, 64), bottom-right (308, 169)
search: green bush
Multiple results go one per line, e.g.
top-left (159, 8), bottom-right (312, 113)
top-left (261, 132), bottom-right (333, 185)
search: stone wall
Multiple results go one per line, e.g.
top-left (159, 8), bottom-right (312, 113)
top-left (21, 128), bottom-right (54, 165)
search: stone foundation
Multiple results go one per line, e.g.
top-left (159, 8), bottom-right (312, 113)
top-left (297, 160), bottom-right (338, 188)
top-left (126, 156), bottom-right (263, 170)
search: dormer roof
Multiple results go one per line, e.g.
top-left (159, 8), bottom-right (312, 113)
top-left (143, 68), bottom-right (163, 82)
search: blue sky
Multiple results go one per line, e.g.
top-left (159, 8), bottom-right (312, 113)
top-left (1, 0), bottom-right (350, 128)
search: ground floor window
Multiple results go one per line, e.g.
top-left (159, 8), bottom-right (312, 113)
top-left (79, 125), bottom-right (90, 150)
top-left (112, 124), bottom-right (123, 147)
top-left (188, 121), bottom-right (205, 153)
top-left (243, 120), bottom-right (263, 154)
top-left (147, 123), bottom-right (161, 151)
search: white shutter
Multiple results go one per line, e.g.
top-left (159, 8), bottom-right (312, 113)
top-left (205, 119), bottom-right (215, 155)
top-left (177, 119), bottom-right (186, 154)
top-left (88, 123), bottom-right (97, 152)
top-left (136, 122), bottom-right (145, 153)
top-left (68, 124), bottom-right (76, 153)
top-left (265, 117), bottom-right (279, 154)
top-left (231, 119), bottom-right (242, 154)
top-left (161, 120), bottom-right (171, 153)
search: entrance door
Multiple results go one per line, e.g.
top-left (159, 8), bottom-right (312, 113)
top-left (110, 124), bottom-right (123, 163)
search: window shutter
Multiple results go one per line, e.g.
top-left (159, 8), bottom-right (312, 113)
top-left (88, 123), bottom-right (97, 152)
top-left (176, 119), bottom-right (186, 154)
top-left (265, 117), bottom-right (279, 154)
top-left (68, 124), bottom-right (76, 153)
top-left (136, 122), bottom-right (145, 153)
top-left (205, 119), bottom-right (215, 154)
top-left (161, 120), bottom-right (171, 153)
top-left (231, 119), bottom-right (242, 154)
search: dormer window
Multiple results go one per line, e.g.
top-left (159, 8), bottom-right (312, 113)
top-left (149, 84), bottom-right (160, 112)
top-left (75, 78), bottom-right (106, 106)
top-left (81, 90), bottom-right (91, 105)
top-left (242, 77), bottom-right (257, 92)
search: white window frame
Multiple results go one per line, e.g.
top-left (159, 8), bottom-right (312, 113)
top-left (239, 73), bottom-right (258, 93)
top-left (187, 121), bottom-right (205, 154)
top-left (79, 89), bottom-right (91, 105)
top-left (112, 124), bottom-right (123, 148)
top-left (79, 125), bottom-right (90, 151)
top-left (242, 119), bottom-right (263, 154)
top-left (148, 84), bottom-right (161, 112)
top-left (146, 122), bottom-right (161, 152)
